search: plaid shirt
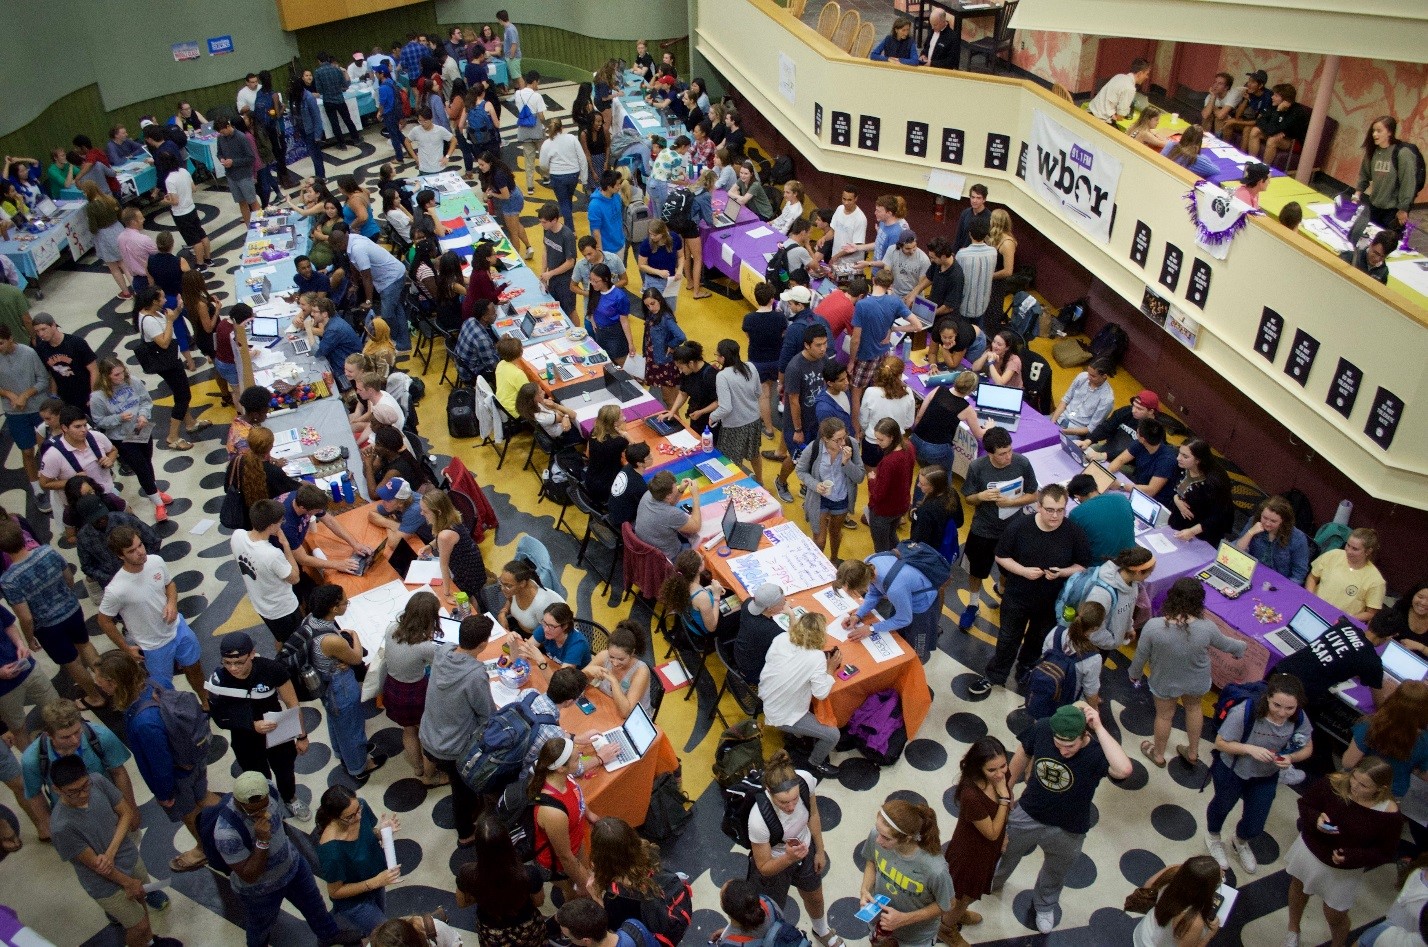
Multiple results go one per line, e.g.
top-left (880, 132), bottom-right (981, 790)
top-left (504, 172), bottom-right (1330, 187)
top-left (455, 318), bottom-right (499, 381)
top-left (400, 41), bottom-right (428, 82)
top-left (313, 64), bottom-right (348, 101)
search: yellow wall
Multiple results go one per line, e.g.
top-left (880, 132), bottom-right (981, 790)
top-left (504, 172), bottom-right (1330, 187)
top-left (694, 0), bottom-right (1427, 510)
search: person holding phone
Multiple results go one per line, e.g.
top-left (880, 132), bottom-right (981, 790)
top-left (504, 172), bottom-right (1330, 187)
top-left (746, 750), bottom-right (841, 946)
top-left (859, 798), bottom-right (953, 947)
top-left (582, 622), bottom-right (651, 717)
top-left (759, 613), bottom-right (841, 779)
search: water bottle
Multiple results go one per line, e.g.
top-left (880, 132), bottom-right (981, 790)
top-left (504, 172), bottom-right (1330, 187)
top-left (453, 591), bottom-right (471, 619)
top-left (329, 481), bottom-right (342, 503)
top-left (701, 425), bottom-right (713, 453)
top-left (340, 473), bottom-right (355, 503)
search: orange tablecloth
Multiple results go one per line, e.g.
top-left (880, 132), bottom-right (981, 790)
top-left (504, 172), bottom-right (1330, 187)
top-left (304, 504), bottom-right (421, 597)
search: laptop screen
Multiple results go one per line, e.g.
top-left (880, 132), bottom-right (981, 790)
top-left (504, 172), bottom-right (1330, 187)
top-left (1382, 642), bottom-right (1428, 682)
top-left (1286, 605), bottom-right (1332, 643)
top-left (521, 312), bottom-right (537, 337)
top-left (721, 502), bottom-right (738, 538)
top-left (976, 382), bottom-right (1024, 415)
top-left (249, 316), bottom-right (282, 339)
top-left (1081, 461), bottom-right (1117, 494)
top-left (1213, 541), bottom-right (1258, 581)
top-left (622, 702), bottom-right (659, 756)
top-left (1130, 489), bottom-right (1160, 526)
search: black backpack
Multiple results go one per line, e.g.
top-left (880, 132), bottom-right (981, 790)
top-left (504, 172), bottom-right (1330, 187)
top-left (277, 618), bottom-right (328, 701)
top-left (721, 769), bottom-right (810, 848)
top-left (493, 779), bottom-right (566, 862)
top-left (1019, 627), bottom-right (1084, 721)
top-left (764, 243), bottom-right (794, 294)
top-left (1088, 323), bottom-right (1129, 369)
top-left (36, 724), bottom-right (105, 805)
top-left (447, 385), bottom-right (478, 438)
top-left (1394, 142), bottom-right (1427, 198)
top-left (1052, 297), bottom-right (1089, 337)
top-left (660, 188), bottom-right (694, 229)
top-left (764, 154), bottom-right (795, 190)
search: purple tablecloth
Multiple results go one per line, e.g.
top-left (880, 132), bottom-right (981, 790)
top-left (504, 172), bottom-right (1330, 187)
top-left (704, 220), bottom-right (781, 284)
top-left (577, 397), bottom-right (664, 436)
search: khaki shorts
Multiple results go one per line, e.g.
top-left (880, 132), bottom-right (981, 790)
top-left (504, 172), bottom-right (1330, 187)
top-left (93, 856), bottom-right (151, 929)
top-left (0, 670), bottom-right (59, 742)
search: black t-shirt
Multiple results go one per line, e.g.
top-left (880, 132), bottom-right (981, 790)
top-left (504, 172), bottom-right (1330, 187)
top-left (1017, 718), bottom-right (1111, 834)
top-left (724, 128), bottom-right (747, 158)
top-left (909, 494), bottom-right (962, 548)
top-left (679, 364), bottom-right (719, 418)
top-left (1087, 405), bottom-right (1139, 459)
top-left (606, 464), bottom-right (648, 530)
top-left (585, 436), bottom-right (629, 505)
top-left (995, 514), bottom-right (1092, 606)
top-left (1276, 624), bottom-right (1385, 701)
top-left (914, 390), bottom-right (968, 445)
top-left (33, 334), bottom-right (96, 409)
top-left (206, 656), bottom-right (290, 732)
top-left (925, 261), bottom-right (966, 317)
top-left (742, 309), bottom-right (787, 365)
top-left (734, 599), bottom-right (785, 684)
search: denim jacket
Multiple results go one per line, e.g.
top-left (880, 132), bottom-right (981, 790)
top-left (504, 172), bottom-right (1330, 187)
top-left (645, 312), bottom-right (687, 365)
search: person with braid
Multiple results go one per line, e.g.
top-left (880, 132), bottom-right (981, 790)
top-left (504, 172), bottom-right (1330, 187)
top-left (859, 798), bottom-right (953, 947)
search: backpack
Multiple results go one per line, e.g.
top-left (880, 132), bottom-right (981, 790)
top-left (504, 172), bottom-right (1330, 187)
top-left (713, 719), bottom-right (764, 788)
top-left (1051, 297), bottom-right (1089, 337)
top-left (1394, 142), bottom-right (1427, 199)
top-left (1087, 323), bottom-right (1129, 369)
top-left (36, 724), bottom-right (105, 803)
top-left (764, 154), bottom-right (796, 190)
top-left (721, 769), bottom-right (810, 848)
top-left (764, 243), bottom-right (794, 294)
top-left (493, 778), bottom-right (567, 862)
top-left (1313, 522), bottom-right (1351, 555)
top-left (638, 769), bottom-right (693, 845)
top-left (253, 89), bottom-right (276, 129)
top-left (466, 100), bottom-right (498, 151)
top-left (618, 920), bottom-right (662, 947)
top-left (132, 684), bottom-right (212, 771)
top-left (1009, 291), bottom-right (1043, 340)
top-left (1019, 627), bottom-right (1083, 720)
top-left (630, 871), bottom-right (694, 947)
top-left (457, 691), bottom-right (559, 795)
top-left (1054, 568), bottom-right (1118, 625)
top-left (277, 617), bottom-right (328, 701)
top-left (884, 540), bottom-right (952, 592)
top-left (625, 200), bottom-right (652, 248)
top-left (447, 385), bottom-right (478, 438)
top-left (844, 689), bottom-right (907, 766)
top-left (48, 432), bottom-right (112, 483)
top-left (660, 188), bottom-right (694, 228)
top-left (219, 459), bottom-right (247, 530)
top-left (516, 91), bottom-right (539, 128)
top-left (713, 897), bottom-right (811, 947)
top-left (1207, 682), bottom-right (1306, 780)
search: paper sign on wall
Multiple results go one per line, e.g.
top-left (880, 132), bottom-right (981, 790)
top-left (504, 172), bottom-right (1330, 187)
top-left (985, 132), bottom-right (1011, 170)
top-left (1016, 142), bottom-right (1028, 180)
top-left (172, 41), bottom-right (201, 62)
top-left (830, 111), bottom-right (851, 147)
top-left (1027, 111), bottom-right (1122, 243)
top-left (1327, 358), bottom-right (1362, 418)
top-left (1284, 328), bottom-right (1319, 387)
top-left (941, 128), bottom-right (965, 165)
top-left (207, 35), bottom-right (234, 56)
top-left (1159, 243), bottom-right (1183, 291)
top-left (1130, 220), bottom-right (1152, 268)
top-left (1141, 286), bottom-right (1170, 327)
top-left (905, 121), bottom-right (928, 158)
top-left (814, 103), bottom-right (823, 137)
top-left (778, 53), bottom-right (796, 105)
top-left (858, 115), bottom-right (881, 151)
top-left (1186, 258), bottom-right (1212, 308)
top-left (1365, 387), bottom-right (1404, 449)
top-left (1255, 307), bottom-right (1284, 362)
top-left (925, 170), bottom-right (966, 201)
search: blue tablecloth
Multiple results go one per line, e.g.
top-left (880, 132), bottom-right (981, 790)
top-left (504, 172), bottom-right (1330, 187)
top-left (613, 94), bottom-right (679, 140)
top-left (188, 134), bottom-right (223, 178)
top-left (315, 86), bottom-right (379, 140)
top-left (0, 202), bottom-right (88, 280)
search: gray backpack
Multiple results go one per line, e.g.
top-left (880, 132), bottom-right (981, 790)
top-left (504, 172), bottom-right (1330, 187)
top-left (134, 685), bottom-right (212, 771)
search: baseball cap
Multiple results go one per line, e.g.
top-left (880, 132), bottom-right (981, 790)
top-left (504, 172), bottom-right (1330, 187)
top-left (1245, 69), bottom-right (1268, 85)
top-left (220, 631), bottom-right (255, 658)
top-left (896, 229), bottom-right (918, 247)
top-left (780, 286), bottom-right (812, 305)
top-left (377, 477), bottom-right (412, 502)
top-left (353, 52), bottom-right (365, 62)
top-left (233, 771), bottom-right (270, 803)
top-left (1049, 704), bottom-right (1088, 740)
top-left (747, 583), bottom-right (785, 616)
top-left (75, 496), bottom-right (110, 528)
top-left (1132, 389), bottom-right (1160, 411)
top-left (30, 312), bottom-right (56, 327)
top-left (373, 63), bottom-right (390, 75)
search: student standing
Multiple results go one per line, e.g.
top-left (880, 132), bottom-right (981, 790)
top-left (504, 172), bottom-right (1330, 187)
top-left (859, 799), bottom-right (953, 947)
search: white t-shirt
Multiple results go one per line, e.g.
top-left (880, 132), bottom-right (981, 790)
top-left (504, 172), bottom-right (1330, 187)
top-left (407, 124), bottom-right (454, 174)
top-left (747, 770), bottom-right (815, 856)
top-left (99, 555), bottom-right (177, 650)
top-left (231, 530), bottom-right (298, 620)
top-left (857, 387), bottom-right (916, 444)
top-left (236, 85), bottom-right (258, 116)
top-left (831, 205), bottom-right (868, 258)
top-left (1089, 72), bottom-right (1138, 122)
top-left (1204, 86), bottom-right (1244, 112)
top-left (140, 313), bottom-right (167, 344)
top-left (369, 390), bottom-right (405, 428)
top-left (166, 168), bottom-right (195, 217)
top-left (507, 586), bottom-right (564, 634)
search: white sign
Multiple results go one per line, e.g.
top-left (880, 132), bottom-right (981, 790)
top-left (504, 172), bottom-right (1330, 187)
top-left (778, 53), bottom-right (796, 106)
top-left (925, 169), bottom-right (966, 201)
top-left (1028, 110), bottom-right (1122, 243)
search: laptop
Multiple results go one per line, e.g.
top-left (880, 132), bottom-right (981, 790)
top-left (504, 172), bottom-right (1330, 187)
top-left (1196, 541), bottom-right (1257, 596)
top-left (386, 539), bottom-right (418, 579)
top-left (1081, 459), bottom-right (1118, 494)
top-left (351, 537), bottom-right (388, 577)
top-left (291, 337), bottom-right (311, 356)
top-left (713, 210), bottom-right (735, 227)
top-left (721, 502), bottom-right (763, 552)
top-left (554, 362), bottom-right (584, 382)
top-left (974, 382), bottom-right (1023, 432)
top-left (498, 311), bottom-right (540, 341)
top-left (249, 316), bottom-right (283, 339)
top-left (33, 197), bottom-right (59, 219)
top-left (1264, 605), bottom-right (1333, 656)
top-left (1061, 435), bottom-right (1087, 465)
top-left (1129, 488), bottom-right (1161, 534)
top-left (595, 702), bottom-right (660, 773)
top-left (603, 364), bottom-right (643, 403)
top-left (1382, 641), bottom-right (1428, 686)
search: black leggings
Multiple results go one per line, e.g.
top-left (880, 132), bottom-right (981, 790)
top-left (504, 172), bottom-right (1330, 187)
top-left (116, 440), bottom-right (158, 496)
top-left (230, 727), bottom-right (298, 803)
top-left (157, 367), bottom-right (192, 427)
top-left (427, 753), bottom-right (487, 840)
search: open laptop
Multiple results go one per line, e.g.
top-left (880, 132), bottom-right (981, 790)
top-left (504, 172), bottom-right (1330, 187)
top-left (1081, 459), bottom-right (1118, 494)
top-left (386, 539), bottom-right (418, 579)
top-left (498, 311), bottom-right (539, 341)
top-left (603, 364), bottom-right (644, 403)
top-left (1264, 605), bottom-right (1333, 656)
top-left (596, 702), bottom-right (659, 773)
top-left (1196, 541), bottom-right (1257, 596)
top-left (721, 502), bottom-right (763, 552)
top-left (1061, 435), bottom-right (1087, 465)
top-left (645, 414), bottom-right (683, 436)
top-left (248, 315), bottom-right (283, 340)
top-left (713, 209), bottom-right (736, 227)
top-left (350, 537), bottom-right (388, 578)
top-left (33, 197), bottom-right (59, 219)
top-left (1129, 488), bottom-right (1162, 534)
top-left (974, 382), bottom-right (1023, 432)
top-left (1382, 641), bottom-right (1428, 686)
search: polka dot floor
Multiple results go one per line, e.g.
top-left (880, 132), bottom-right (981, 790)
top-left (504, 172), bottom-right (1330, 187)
top-left (0, 84), bottom-right (1399, 946)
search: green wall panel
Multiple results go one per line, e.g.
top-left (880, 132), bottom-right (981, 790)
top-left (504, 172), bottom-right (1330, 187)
top-left (436, 0), bottom-right (688, 42)
top-left (294, 5), bottom-right (442, 66)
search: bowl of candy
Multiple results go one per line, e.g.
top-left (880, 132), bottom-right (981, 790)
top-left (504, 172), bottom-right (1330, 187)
top-left (498, 658), bottom-right (531, 689)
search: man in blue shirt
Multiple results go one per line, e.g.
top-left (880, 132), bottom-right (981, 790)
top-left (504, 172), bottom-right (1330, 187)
top-left (454, 297), bottom-right (500, 386)
top-left (313, 52), bottom-right (360, 148)
top-left (305, 297), bottom-right (362, 380)
top-left (328, 225), bottom-right (411, 352)
top-left (1106, 417), bottom-right (1178, 507)
top-left (586, 170), bottom-right (626, 257)
top-left (291, 255), bottom-right (332, 297)
top-left (369, 477), bottom-right (428, 548)
top-left (279, 484), bottom-right (371, 578)
top-left (21, 698), bottom-right (134, 811)
top-left (849, 268), bottom-right (911, 424)
top-left (400, 33), bottom-right (430, 83)
top-left (843, 550), bottom-right (941, 661)
top-left (374, 64), bottom-right (404, 162)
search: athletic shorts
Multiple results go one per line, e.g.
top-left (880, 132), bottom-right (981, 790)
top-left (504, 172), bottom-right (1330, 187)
top-left (964, 531), bottom-right (1001, 579)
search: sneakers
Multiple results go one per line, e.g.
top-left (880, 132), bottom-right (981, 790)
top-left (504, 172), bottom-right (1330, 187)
top-left (1230, 836), bottom-right (1257, 874)
top-left (118, 289), bottom-right (134, 300)
top-left (287, 797), bottom-right (312, 822)
top-left (959, 605), bottom-right (977, 631)
top-left (1035, 910), bottom-right (1056, 934)
top-left (809, 760), bottom-right (840, 780)
top-left (523, 246), bottom-right (534, 260)
top-left (1280, 766), bottom-right (1306, 786)
top-left (158, 491), bottom-right (174, 504)
top-left (774, 480), bottom-right (794, 503)
top-left (35, 492), bottom-right (51, 514)
top-left (967, 677), bottom-right (993, 697)
top-left (154, 504), bottom-right (168, 523)
top-left (145, 890), bottom-right (171, 912)
top-left (1205, 833), bottom-right (1229, 871)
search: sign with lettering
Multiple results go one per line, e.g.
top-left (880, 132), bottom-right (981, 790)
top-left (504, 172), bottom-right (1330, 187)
top-left (830, 111), bottom-right (851, 147)
top-left (1159, 243), bottom-right (1183, 292)
top-left (1255, 307), bottom-right (1284, 362)
top-left (207, 35), bottom-right (234, 56)
top-left (1327, 358), bottom-right (1362, 418)
top-left (905, 121), bottom-right (928, 158)
top-left (1186, 258), bottom-right (1212, 308)
top-left (1130, 220), bottom-right (1152, 268)
top-left (858, 115), bottom-right (881, 151)
top-left (1365, 387), bottom-right (1404, 450)
top-left (1016, 142), bottom-right (1028, 180)
top-left (1284, 328), bottom-right (1318, 387)
top-left (985, 132), bottom-right (1010, 170)
top-left (1027, 110), bottom-right (1122, 243)
top-left (814, 103), bottom-right (823, 137)
top-left (940, 127), bottom-right (964, 165)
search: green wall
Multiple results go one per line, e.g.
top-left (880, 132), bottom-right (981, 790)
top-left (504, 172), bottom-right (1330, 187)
top-left (435, 0), bottom-right (688, 42)
top-left (293, 5), bottom-right (440, 66)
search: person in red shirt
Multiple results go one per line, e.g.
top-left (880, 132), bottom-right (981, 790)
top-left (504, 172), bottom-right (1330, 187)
top-left (73, 135), bottom-right (120, 197)
top-left (814, 277), bottom-right (865, 354)
top-left (462, 243), bottom-right (506, 321)
top-left (865, 418), bottom-right (916, 553)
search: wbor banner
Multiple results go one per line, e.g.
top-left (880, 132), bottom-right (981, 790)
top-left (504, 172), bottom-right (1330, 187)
top-left (1029, 111), bottom-right (1122, 243)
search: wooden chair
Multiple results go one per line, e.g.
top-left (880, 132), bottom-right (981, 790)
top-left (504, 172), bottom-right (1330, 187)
top-left (967, 0), bottom-right (1020, 73)
top-left (832, 9), bottom-right (861, 51)
top-left (850, 22), bottom-right (876, 58)
top-left (816, 1), bottom-right (841, 39)
top-left (787, 0), bottom-right (808, 17)
top-left (1051, 83), bottom-right (1075, 104)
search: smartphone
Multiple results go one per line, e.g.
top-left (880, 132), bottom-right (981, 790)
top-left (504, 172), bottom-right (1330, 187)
top-left (1321, 821), bottom-right (1339, 833)
top-left (576, 697), bottom-right (597, 715)
top-left (855, 896), bottom-right (890, 923)
top-left (837, 664), bottom-right (860, 681)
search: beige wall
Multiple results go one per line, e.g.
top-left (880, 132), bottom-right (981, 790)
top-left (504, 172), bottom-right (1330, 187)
top-left (694, 0), bottom-right (1428, 510)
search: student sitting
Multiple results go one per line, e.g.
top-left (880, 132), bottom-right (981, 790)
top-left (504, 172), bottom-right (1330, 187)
top-left (1234, 495), bottom-right (1311, 584)
top-left (869, 17), bottom-right (920, 66)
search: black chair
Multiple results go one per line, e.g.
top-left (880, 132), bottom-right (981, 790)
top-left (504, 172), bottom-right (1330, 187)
top-left (403, 284), bottom-right (440, 374)
top-left (524, 424), bottom-right (560, 474)
top-left (667, 614), bottom-right (717, 705)
top-left (647, 666), bottom-right (666, 721)
top-left (479, 581), bottom-right (506, 617)
top-left (490, 399), bottom-right (528, 471)
top-left (574, 617), bottom-right (610, 657)
top-left (967, 0), bottom-right (1019, 74)
top-left (569, 482), bottom-right (620, 595)
top-left (713, 636), bottom-right (761, 728)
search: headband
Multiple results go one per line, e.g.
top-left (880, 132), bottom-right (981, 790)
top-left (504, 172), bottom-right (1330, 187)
top-left (879, 807), bottom-right (919, 841)
top-left (553, 738), bottom-right (575, 769)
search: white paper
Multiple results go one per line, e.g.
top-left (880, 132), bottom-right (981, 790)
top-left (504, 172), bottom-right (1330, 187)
top-left (189, 518), bottom-right (216, 536)
top-left (665, 429), bottom-right (700, 450)
top-left (252, 347), bottom-right (286, 369)
top-left (720, 242), bottom-right (734, 267)
top-left (8, 929), bottom-right (55, 947)
top-left (823, 617), bottom-right (850, 642)
top-left (404, 560), bottom-right (444, 586)
top-left (863, 632), bottom-right (905, 664)
top-left (1215, 883), bottom-right (1238, 927)
top-left (813, 586), bottom-right (859, 620)
top-left (1387, 258), bottom-right (1428, 296)
top-left (271, 439), bottom-right (304, 459)
top-left (1139, 532), bottom-right (1178, 555)
top-left (1302, 219), bottom-right (1352, 253)
top-left (263, 706), bottom-right (303, 747)
top-left (381, 825), bottom-right (398, 871)
top-left (658, 661), bottom-right (689, 687)
top-left (141, 878), bottom-right (171, 894)
top-left (926, 169), bottom-right (966, 201)
top-left (745, 226), bottom-right (775, 239)
top-left (311, 547), bottom-right (328, 560)
top-left (991, 476), bottom-right (1025, 519)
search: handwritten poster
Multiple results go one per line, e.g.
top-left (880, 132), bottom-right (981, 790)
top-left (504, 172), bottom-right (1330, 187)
top-left (727, 530), bottom-right (837, 596)
top-left (778, 53), bottom-right (796, 105)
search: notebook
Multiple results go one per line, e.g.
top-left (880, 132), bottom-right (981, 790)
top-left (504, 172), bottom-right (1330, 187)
top-left (1263, 605), bottom-right (1332, 656)
top-left (595, 702), bottom-right (659, 773)
top-left (1196, 541), bottom-right (1256, 595)
top-left (975, 382), bottom-right (1023, 431)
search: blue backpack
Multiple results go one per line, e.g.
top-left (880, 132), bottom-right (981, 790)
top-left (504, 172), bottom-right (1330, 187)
top-left (466, 101), bottom-right (498, 151)
top-left (516, 91), bottom-right (539, 128)
top-left (1020, 627), bottom-right (1083, 720)
top-left (1054, 569), bottom-right (1118, 625)
top-left (884, 540), bottom-right (952, 593)
top-left (712, 896), bottom-right (812, 947)
top-left (457, 691), bottom-right (558, 794)
top-left (1204, 681), bottom-right (1306, 787)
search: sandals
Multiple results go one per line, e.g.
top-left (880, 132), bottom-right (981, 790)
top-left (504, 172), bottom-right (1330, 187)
top-left (187, 419), bottom-right (212, 434)
top-left (165, 439), bottom-right (193, 451)
top-left (812, 933), bottom-right (846, 947)
top-left (169, 853), bottom-right (208, 873)
top-left (421, 773), bottom-right (451, 787)
top-left (1175, 743), bottom-right (1199, 767)
top-left (1139, 740), bottom-right (1167, 768)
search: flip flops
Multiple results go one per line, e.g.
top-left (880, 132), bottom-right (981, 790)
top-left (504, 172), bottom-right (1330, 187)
top-left (1176, 743), bottom-right (1199, 767)
top-left (1140, 740), bottom-right (1166, 768)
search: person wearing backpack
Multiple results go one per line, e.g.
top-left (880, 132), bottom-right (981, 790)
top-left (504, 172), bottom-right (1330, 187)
top-left (419, 614), bottom-right (496, 847)
top-left (530, 736), bottom-right (599, 897)
top-left (1202, 673), bottom-right (1313, 876)
top-left (558, 898), bottom-right (659, 947)
top-left (511, 71), bottom-right (547, 196)
top-left (589, 816), bottom-right (692, 942)
top-left (1079, 546), bottom-right (1156, 652)
top-left (206, 631), bottom-right (312, 822)
top-left (1028, 601), bottom-right (1107, 720)
top-left (1129, 579), bottom-right (1247, 770)
top-left (94, 650), bottom-right (219, 874)
top-left (843, 544), bottom-right (943, 662)
top-left (712, 878), bottom-right (805, 947)
top-left (305, 585), bottom-right (388, 786)
top-left (743, 751), bottom-right (841, 947)
top-left (1355, 116), bottom-right (1420, 237)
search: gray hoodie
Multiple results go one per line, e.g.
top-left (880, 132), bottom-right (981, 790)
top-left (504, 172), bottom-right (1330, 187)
top-left (418, 645), bottom-right (494, 761)
top-left (1085, 559), bottom-right (1139, 649)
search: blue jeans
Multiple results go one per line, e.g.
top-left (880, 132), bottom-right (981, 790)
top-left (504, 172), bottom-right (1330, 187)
top-left (550, 172), bottom-right (579, 230)
top-left (384, 121), bottom-right (405, 162)
top-left (301, 134), bottom-right (325, 178)
top-left (909, 434), bottom-right (956, 502)
top-left (371, 279), bottom-right (410, 351)
top-left (1206, 758), bottom-right (1280, 841)
top-left (333, 886), bottom-right (386, 936)
top-left (966, 329), bottom-right (989, 363)
top-left (240, 858), bottom-right (342, 947)
top-left (647, 178), bottom-right (669, 218)
top-left (323, 670), bottom-right (370, 777)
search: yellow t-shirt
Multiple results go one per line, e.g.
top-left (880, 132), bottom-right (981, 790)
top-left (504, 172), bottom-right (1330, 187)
top-left (1310, 548), bottom-right (1386, 615)
top-left (495, 359), bottom-right (525, 417)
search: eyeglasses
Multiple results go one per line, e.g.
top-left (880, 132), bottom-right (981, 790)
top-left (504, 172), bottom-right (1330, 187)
top-left (1039, 505), bottom-right (1067, 516)
top-left (55, 779), bottom-right (91, 798)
